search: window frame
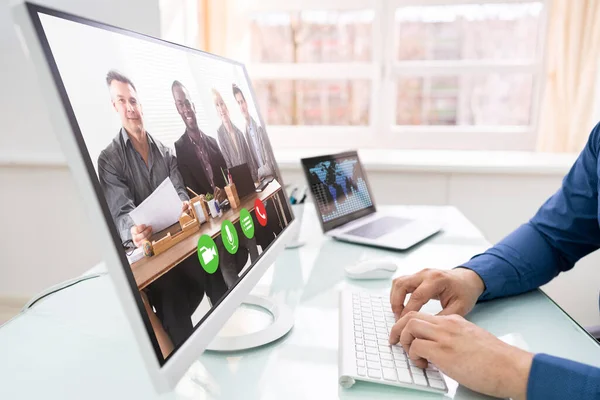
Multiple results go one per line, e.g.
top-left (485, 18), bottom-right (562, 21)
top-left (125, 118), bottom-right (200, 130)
top-left (235, 0), bottom-right (550, 151)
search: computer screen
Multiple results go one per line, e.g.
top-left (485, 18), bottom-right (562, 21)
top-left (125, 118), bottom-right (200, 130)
top-left (303, 152), bottom-right (374, 228)
top-left (36, 10), bottom-right (293, 363)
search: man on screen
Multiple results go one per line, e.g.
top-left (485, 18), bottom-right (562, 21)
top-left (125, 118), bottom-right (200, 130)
top-left (97, 70), bottom-right (212, 355)
top-left (171, 80), bottom-right (257, 288)
top-left (212, 88), bottom-right (258, 181)
top-left (232, 84), bottom-right (278, 181)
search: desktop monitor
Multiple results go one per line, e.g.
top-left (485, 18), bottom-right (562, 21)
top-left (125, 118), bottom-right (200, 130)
top-left (13, 2), bottom-right (297, 391)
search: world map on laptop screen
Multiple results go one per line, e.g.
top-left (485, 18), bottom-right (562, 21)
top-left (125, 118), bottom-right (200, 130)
top-left (306, 154), bottom-right (374, 223)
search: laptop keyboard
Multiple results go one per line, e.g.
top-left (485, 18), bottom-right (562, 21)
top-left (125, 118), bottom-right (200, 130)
top-left (345, 216), bottom-right (411, 239)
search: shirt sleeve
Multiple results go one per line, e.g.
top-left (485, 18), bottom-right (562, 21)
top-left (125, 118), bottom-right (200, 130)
top-left (97, 151), bottom-right (136, 243)
top-left (462, 123), bottom-right (600, 300)
top-left (166, 148), bottom-right (190, 202)
top-left (528, 353), bottom-right (600, 400)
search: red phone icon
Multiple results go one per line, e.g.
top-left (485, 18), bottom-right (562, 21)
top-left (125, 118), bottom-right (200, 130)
top-left (254, 199), bottom-right (267, 226)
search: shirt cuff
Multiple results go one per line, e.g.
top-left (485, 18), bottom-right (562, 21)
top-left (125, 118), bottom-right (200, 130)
top-left (527, 353), bottom-right (600, 400)
top-left (459, 252), bottom-right (509, 301)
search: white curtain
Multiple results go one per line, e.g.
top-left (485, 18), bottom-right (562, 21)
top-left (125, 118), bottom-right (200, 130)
top-left (537, 0), bottom-right (600, 153)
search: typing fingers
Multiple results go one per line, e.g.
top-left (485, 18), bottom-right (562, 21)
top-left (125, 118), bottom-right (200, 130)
top-left (389, 311), bottom-right (439, 345)
top-left (390, 275), bottom-right (422, 318)
top-left (408, 338), bottom-right (437, 370)
top-left (400, 282), bottom-right (442, 318)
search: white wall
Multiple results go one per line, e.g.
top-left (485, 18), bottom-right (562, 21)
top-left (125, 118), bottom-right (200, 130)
top-left (0, 0), bottom-right (159, 298)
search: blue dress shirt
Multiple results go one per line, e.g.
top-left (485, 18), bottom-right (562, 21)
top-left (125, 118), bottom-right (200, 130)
top-left (463, 123), bottom-right (600, 400)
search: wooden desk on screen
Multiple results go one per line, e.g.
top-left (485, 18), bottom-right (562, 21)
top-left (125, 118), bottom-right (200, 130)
top-left (130, 180), bottom-right (286, 290)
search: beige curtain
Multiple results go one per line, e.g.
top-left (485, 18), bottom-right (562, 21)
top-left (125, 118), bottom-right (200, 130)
top-left (537, 0), bottom-right (600, 152)
top-left (198, 0), bottom-right (245, 58)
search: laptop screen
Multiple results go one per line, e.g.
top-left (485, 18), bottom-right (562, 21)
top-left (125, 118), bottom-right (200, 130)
top-left (302, 151), bottom-right (376, 231)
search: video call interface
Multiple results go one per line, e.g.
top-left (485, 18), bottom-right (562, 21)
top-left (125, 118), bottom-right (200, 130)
top-left (38, 12), bottom-right (293, 362)
top-left (306, 155), bottom-right (374, 223)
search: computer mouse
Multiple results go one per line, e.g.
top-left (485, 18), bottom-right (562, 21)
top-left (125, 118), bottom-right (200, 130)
top-left (345, 259), bottom-right (398, 280)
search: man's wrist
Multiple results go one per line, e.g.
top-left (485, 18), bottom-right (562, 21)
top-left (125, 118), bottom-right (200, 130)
top-left (508, 349), bottom-right (534, 400)
top-left (454, 267), bottom-right (485, 298)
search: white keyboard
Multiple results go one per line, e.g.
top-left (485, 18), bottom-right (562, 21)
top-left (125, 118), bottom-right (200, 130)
top-left (338, 291), bottom-right (448, 394)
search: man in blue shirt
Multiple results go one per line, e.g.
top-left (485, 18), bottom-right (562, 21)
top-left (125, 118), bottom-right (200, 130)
top-left (388, 123), bottom-right (600, 399)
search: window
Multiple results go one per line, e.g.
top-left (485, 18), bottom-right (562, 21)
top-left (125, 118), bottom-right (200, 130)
top-left (180, 0), bottom-right (549, 150)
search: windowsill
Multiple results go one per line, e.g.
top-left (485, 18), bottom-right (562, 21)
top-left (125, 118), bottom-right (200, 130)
top-left (0, 149), bottom-right (578, 176)
top-left (275, 149), bottom-right (578, 175)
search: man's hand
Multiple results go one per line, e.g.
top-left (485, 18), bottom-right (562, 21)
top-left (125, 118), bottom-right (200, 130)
top-left (389, 312), bottom-right (533, 400)
top-left (181, 200), bottom-right (191, 213)
top-left (131, 224), bottom-right (152, 247)
top-left (390, 268), bottom-right (485, 319)
top-left (214, 187), bottom-right (227, 203)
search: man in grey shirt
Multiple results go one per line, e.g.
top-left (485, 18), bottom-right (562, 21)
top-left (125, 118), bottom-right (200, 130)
top-left (98, 70), bottom-right (208, 352)
top-left (232, 84), bottom-right (278, 181)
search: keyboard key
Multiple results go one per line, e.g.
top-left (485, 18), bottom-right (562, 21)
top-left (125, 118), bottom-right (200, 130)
top-left (382, 368), bottom-right (397, 381)
top-left (375, 321), bottom-right (386, 328)
top-left (364, 328), bottom-right (376, 335)
top-left (391, 345), bottom-right (404, 353)
top-left (426, 363), bottom-right (438, 371)
top-left (426, 370), bottom-right (442, 381)
top-left (396, 368), bottom-right (413, 384)
top-left (357, 360), bottom-right (365, 368)
top-left (354, 321), bottom-right (363, 327)
top-left (367, 361), bottom-right (380, 370)
top-left (366, 354), bottom-right (379, 362)
top-left (377, 339), bottom-right (389, 346)
top-left (410, 367), bottom-right (425, 376)
top-left (381, 360), bottom-right (394, 369)
top-left (378, 346), bottom-right (392, 354)
top-left (395, 359), bottom-right (408, 368)
top-left (366, 347), bottom-right (378, 355)
top-left (364, 334), bottom-right (376, 341)
top-left (357, 367), bottom-right (366, 376)
top-left (355, 345), bottom-right (364, 352)
top-left (368, 369), bottom-right (381, 379)
top-left (413, 375), bottom-right (428, 387)
top-left (375, 327), bottom-right (387, 334)
top-left (354, 332), bottom-right (363, 339)
top-left (364, 340), bottom-right (376, 347)
top-left (428, 378), bottom-right (446, 390)
top-left (374, 316), bottom-right (385, 323)
top-left (393, 351), bottom-right (406, 360)
top-left (380, 353), bottom-right (393, 361)
top-left (354, 337), bottom-right (363, 345)
top-left (376, 333), bottom-right (388, 340)
top-left (364, 322), bottom-right (375, 329)
top-left (356, 352), bottom-right (365, 359)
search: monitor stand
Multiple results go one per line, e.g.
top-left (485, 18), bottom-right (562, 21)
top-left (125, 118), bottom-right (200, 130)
top-left (205, 295), bottom-right (294, 352)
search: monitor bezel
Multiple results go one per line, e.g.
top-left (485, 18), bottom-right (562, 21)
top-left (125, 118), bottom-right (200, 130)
top-left (13, 1), bottom-right (298, 391)
top-left (301, 150), bottom-right (377, 233)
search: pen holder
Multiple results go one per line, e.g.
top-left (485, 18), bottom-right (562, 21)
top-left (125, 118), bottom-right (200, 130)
top-left (190, 195), bottom-right (209, 223)
top-left (206, 198), bottom-right (219, 218)
top-left (225, 183), bottom-right (240, 209)
top-left (286, 203), bottom-right (305, 249)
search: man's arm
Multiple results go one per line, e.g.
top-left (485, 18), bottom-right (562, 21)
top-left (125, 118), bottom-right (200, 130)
top-left (462, 123), bottom-right (600, 300)
top-left (528, 354), bottom-right (600, 400)
top-left (98, 151), bottom-right (137, 242)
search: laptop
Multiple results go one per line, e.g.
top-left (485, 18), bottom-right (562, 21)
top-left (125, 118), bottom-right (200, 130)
top-left (301, 151), bottom-right (442, 251)
top-left (229, 163), bottom-right (274, 196)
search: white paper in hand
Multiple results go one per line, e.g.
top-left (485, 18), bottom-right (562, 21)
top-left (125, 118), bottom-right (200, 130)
top-left (129, 177), bottom-right (182, 232)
